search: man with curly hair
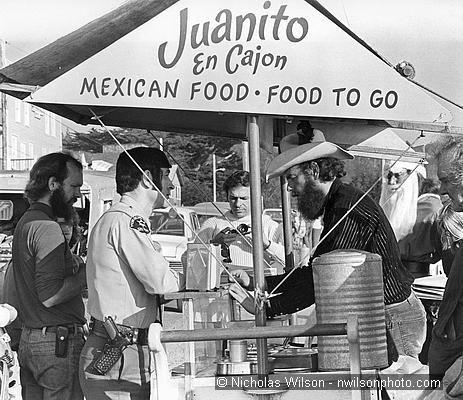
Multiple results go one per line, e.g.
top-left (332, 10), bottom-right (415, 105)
top-left (12, 152), bottom-right (86, 400)
top-left (230, 126), bottom-right (426, 361)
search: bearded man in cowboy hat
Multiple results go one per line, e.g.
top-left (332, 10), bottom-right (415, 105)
top-left (229, 121), bottom-right (426, 361)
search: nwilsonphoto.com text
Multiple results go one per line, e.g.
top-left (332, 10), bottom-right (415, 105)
top-left (215, 374), bottom-right (442, 391)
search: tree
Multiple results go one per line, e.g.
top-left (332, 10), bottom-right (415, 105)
top-left (63, 128), bottom-right (284, 207)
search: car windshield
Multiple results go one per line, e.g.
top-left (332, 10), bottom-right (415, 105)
top-left (264, 210), bottom-right (283, 223)
top-left (150, 212), bottom-right (185, 236)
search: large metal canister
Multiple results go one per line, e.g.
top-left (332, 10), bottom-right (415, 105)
top-left (313, 250), bottom-right (388, 370)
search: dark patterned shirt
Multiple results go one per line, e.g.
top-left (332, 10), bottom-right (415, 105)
top-left (266, 179), bottom-right (413, 317)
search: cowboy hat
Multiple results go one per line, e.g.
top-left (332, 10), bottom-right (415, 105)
top-left (266, 129), bottom-right (354, 180)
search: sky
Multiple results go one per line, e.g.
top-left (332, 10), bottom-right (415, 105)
top-left (0, 0), bottom-right (462, 131)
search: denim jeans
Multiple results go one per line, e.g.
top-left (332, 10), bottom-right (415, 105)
top-left (19, 327), bottom-right (84, 400)
top-left (385, 292), bottom-right (427, 358)
top-left (79, 332), bottom-right (150, 400)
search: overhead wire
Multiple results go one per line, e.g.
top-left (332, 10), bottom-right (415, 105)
top-left (407, 79), bottom-right (463, 112)
top-left (267, 130), bottom-right (425, 299)
top-left (304, 0), bottom-right (463, 114)
top-left (88, 108), bottom-right (255, 301)
top-left (146, 131), bottom-right (282, 271)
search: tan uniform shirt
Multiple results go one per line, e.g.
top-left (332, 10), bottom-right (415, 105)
top-left (87, 195), bottom-right (181, 328)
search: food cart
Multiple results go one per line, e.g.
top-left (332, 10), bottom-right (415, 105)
top-left (0, 0), bottom-right (458, 398)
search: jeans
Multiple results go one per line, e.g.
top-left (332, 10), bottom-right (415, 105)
top-left (19, 327), bottom-right (84, 400)
top-left (385, 292), bottom-right (427, 358)
top-left (79, 332), bottom-right (150, 400)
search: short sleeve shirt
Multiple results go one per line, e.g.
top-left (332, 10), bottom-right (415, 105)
top-left (12, 202), bottom-right (85, 328)
top-left (86, 195), bottom-right (180, 328)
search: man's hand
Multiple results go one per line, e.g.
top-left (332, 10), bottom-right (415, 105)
top-left (228, 283), bottom-right (255, 315)
top-left (229, 269), bottom-right (251, 288)
top-left (210, 227), bottom-right (238, 246)
top-left (263, 234), bottom-right (271, 251)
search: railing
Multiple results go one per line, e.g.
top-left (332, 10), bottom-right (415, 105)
top-left (9, 158), bottom-right (33, 170)
top-left (159, 316), bottom-right (363, 400)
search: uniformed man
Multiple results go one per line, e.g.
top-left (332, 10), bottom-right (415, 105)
top-left (79, 147), bottom-right (183, 399)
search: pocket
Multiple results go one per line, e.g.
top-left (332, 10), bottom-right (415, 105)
top-left (29, 334), bottom-right (56, 357)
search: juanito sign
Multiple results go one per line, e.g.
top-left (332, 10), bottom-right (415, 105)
top-left (28, 0), bottom-right (450, 123)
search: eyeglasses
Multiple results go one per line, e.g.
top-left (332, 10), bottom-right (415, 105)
top-left (386, 170), bottom-right (409, 180)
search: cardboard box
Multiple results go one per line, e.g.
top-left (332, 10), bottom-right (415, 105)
top-left (186, 244), bottom-right (222, 291)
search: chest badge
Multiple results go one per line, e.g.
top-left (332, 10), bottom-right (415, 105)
top-left (130, 216), bottom-right (150, 234)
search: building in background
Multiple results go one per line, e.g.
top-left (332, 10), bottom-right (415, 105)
top-left (1, 97), bottom-right (64, 170)
top-left (0, 39), bottom-right (63, 170)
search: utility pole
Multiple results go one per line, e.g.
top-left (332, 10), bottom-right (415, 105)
top-left (0, 39), bottom-right (7, 170)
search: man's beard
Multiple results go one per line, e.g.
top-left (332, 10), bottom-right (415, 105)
top-left (379, 173), bottom-right (418, 241)
top-left (50, 187), bottom-right (74, 222)
top-left (297, 179), bottom-right (326, 221)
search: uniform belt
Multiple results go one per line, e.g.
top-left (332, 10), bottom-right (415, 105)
top-left (90, 318), bottom-right (149, 345)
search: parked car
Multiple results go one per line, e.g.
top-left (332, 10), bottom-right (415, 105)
top-left (191, 201), bottom-right (230, 226)
top-left (0, 173), bottom-right (31, 269)
top-left (263, 208), bottom-right (283, 223)
top-left (149, 207), bottom-right (200, 273)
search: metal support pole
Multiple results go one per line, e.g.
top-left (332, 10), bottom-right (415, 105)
top-left (160, 323), bottom-right (347, 343)
top-left (247, 115), bottom-right (268, 376)
top-left (0, 39), bottom-right (7, 170)
top-left (0, 93), bottom-right (6, 170)
top-left (280, 177), bottom-right (294, 271)
top-left (212, 153), bottom-right (217, 202)
top-left (242, 141), bottom-right (249, 171)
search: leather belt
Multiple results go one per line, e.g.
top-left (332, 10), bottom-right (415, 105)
top-left (90, 318), bottom-right (149, 345)
top-left (27, 324), bottom-right (84, 335)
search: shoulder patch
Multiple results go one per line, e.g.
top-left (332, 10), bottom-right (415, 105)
top-left (130, 216), bottom-right (150, 234)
